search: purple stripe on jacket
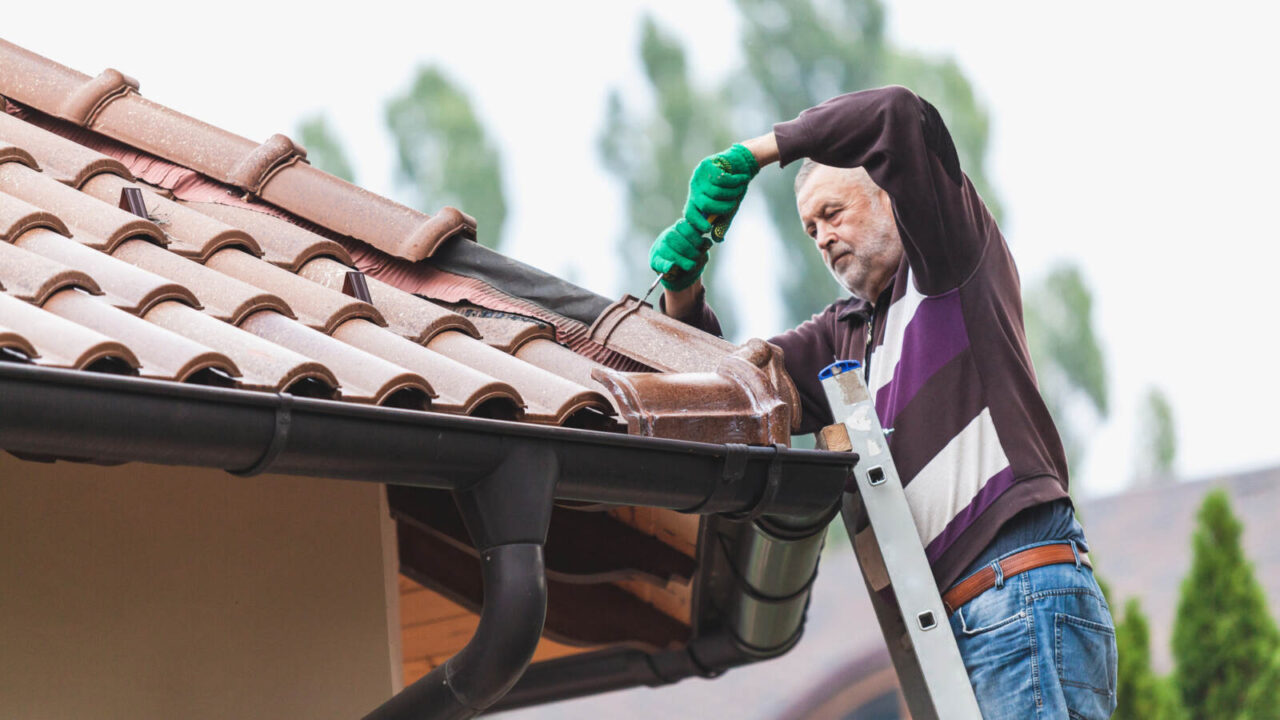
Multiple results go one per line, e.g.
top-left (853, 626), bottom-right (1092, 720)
top-left (925, 465), bottom-right (1017, 564)
top-left (874, 291), bottom-right (969, 426)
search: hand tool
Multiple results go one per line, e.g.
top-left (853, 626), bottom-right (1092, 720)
top-left (640, 157), bottom-right (735, 306)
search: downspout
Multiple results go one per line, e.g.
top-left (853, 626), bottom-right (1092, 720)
top-left (365, 445), bottom-right (557, 720)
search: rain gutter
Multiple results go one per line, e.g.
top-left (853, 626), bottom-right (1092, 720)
top-left (0, 363), bottom-right (853, 718)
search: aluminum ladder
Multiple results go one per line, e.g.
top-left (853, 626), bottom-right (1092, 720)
top-left (817, 360), bottom-right (982, 720)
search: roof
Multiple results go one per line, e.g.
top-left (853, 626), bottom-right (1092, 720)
top-left (0, 38), bottom-right (815, 703)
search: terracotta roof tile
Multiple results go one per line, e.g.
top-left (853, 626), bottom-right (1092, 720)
top-left (81, 175), bottom-right (262, 261)
top-left (144, 301), bottom-right (338, 395)
top-left (42, 292), bottom-right (238, 383)
top-left (238, 310), bottom-right (431, 408)
top-left (184, 201), bottom-right (351, 270)
top-left (205, 248), bottom-right (384, 333)
top-left (0, 41), bottom-right (476, 262)
top-left (0, 290), bottom-right (138, 372)
top-left (447, 304), bottom-right (557, 354)
top-left (111, 239), bottom-right (292, 324)
top-left (513, 337), bottom-right (620, 410)
top-left (0, 162), bottom-right (165, 250)
top-left (0, 110), bottom-right (131, 187)
top-left (426, 331), bottom-right (613, 425)
top-left (331, 318), bottom-right (523, 418)
top-left (0, 142), bottom-right (38, 169)
top-left (0, 238), bottom-right (102, 304)
top-left (298, 258), bottom-right (476, 343)
top-left (0, 326), bottom-right (38, 360)
top-left (0, 187), bottom-right (69, 241)
top-left (16, 228), bottom-right (199, 314)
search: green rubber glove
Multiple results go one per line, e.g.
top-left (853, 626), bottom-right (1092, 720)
top-left (684, 143), bottom-right (759, 241)
top-left (649, 219), bottom-right (712, 291)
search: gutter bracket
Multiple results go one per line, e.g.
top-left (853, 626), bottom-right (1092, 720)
top-left (365, 441), bottom-right (558, 720)
top-left (230, 392), bottom-right (293, 477)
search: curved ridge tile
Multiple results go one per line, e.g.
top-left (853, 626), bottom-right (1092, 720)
top-left (42, 292), bottom-right (239, 382)
top-left (0, 291), bottom-right (139, 371)
top-left (331, 319), bottom-right (532, 418)
top-left (239, 311), bottom-right (431, 407)
top-left (61, 68), bottom-right (139, 126)
top-left (207, 248), bottom-right (384, 333)
top-left (17, 228), bottom-right (199, 314)
top-left (92, 93), bottom-right (258, 181)
top-left (144, 303), bottom-right (337, 393)
top-left (0, 189), bottom-right (69, 242)
top-left (226, 134), bottom-right (306, 194)
top-left (0, 40), bottom-right (99, 113)
top-left (245, 162), bottom-right (478, 262)
top-left (81, 175), bottom-right (261, 260)
top-left (0, 143), bottom-right (38, 170)
top-left (298, 258), bottom-right (476, 342)
top-left (184, 201), bottom-right (351, 269)
top-left (111, 240), bottom-right (293, 324)
top-left (589, 294), bottom-right (735, 374)
top-left (0, 163), bottom-right (165, 251)
top-left (0, 239), bottom-right (101, 305)
top-left (0, 111), bottom-right (132, 187)
top-left (427, 331), bottom-right (613, 424)
top-left (0, 42), bottom-right (476, 262)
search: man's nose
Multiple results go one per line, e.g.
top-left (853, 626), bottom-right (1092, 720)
top-left (815, 225), bottom-right (836, 253)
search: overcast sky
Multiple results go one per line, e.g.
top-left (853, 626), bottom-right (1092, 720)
top-left (7, 1), bottom-right (1279, 497)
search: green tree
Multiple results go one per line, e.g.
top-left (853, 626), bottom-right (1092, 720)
top-left (1241, 646), bottom-right (1280, 719)
top-left (386, 66), bottom-right (508, 248)
top-left (1115, 598), bottom-right (1187, 720)
top-left (599, 17), bottom-right (738, 335)
top-left (1135, 386), bottom-right (1178, 484)
top-left (1172, 490), bottom-right (1279, 719)
top-left (296, 113), bottom-right (356, 184)
top-left (731, 0), bottom-right (1002, 328)
top-left (1023, 263), bottom-right (1108, 480)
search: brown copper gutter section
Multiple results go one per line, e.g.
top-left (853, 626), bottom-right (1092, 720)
top-left (593, 339), bottom-right (796, 446)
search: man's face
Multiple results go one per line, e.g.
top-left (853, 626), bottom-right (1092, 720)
top-left (796, 165), bottom-right (903, 302)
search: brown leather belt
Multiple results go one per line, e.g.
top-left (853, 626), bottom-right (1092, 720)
top-left (942, 543), bottom-right (1086, 615)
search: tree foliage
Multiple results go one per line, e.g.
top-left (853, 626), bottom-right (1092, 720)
top-left (1135, 386), bottom-right (1178, 484)
top-left (296, 113), bottom-right (357, 184)
top-left (386, 66), bottom-right (508, 248)
top-left (599, 17), bottom-right (738, 334)
top-left (1172, 490), bottom-right (1279, 719)
top-left (1023, 263), bottom-right (1108, 479)
top-left (1115, 598), bottom-right (1187, 720)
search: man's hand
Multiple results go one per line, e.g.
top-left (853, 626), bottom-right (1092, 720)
top-left (684, 144), bottom-right (759, 240)
top-left (649, 219), bottom-right (711, 291)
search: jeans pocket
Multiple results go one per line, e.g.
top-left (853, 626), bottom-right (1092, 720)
top-left (1055, 613), bottom-right (1117, 720)
top-left (955, 581), bottom-right (1024, 636)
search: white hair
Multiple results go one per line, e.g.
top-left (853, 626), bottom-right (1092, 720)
top-left (794, 159), bottom-right (882, 208)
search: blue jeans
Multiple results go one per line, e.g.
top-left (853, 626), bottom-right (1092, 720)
top-left (947, 542), bottom-right (1118, 719)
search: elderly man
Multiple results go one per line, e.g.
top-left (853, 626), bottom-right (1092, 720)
top-left (650, 86), bottom-right (1117, 719)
